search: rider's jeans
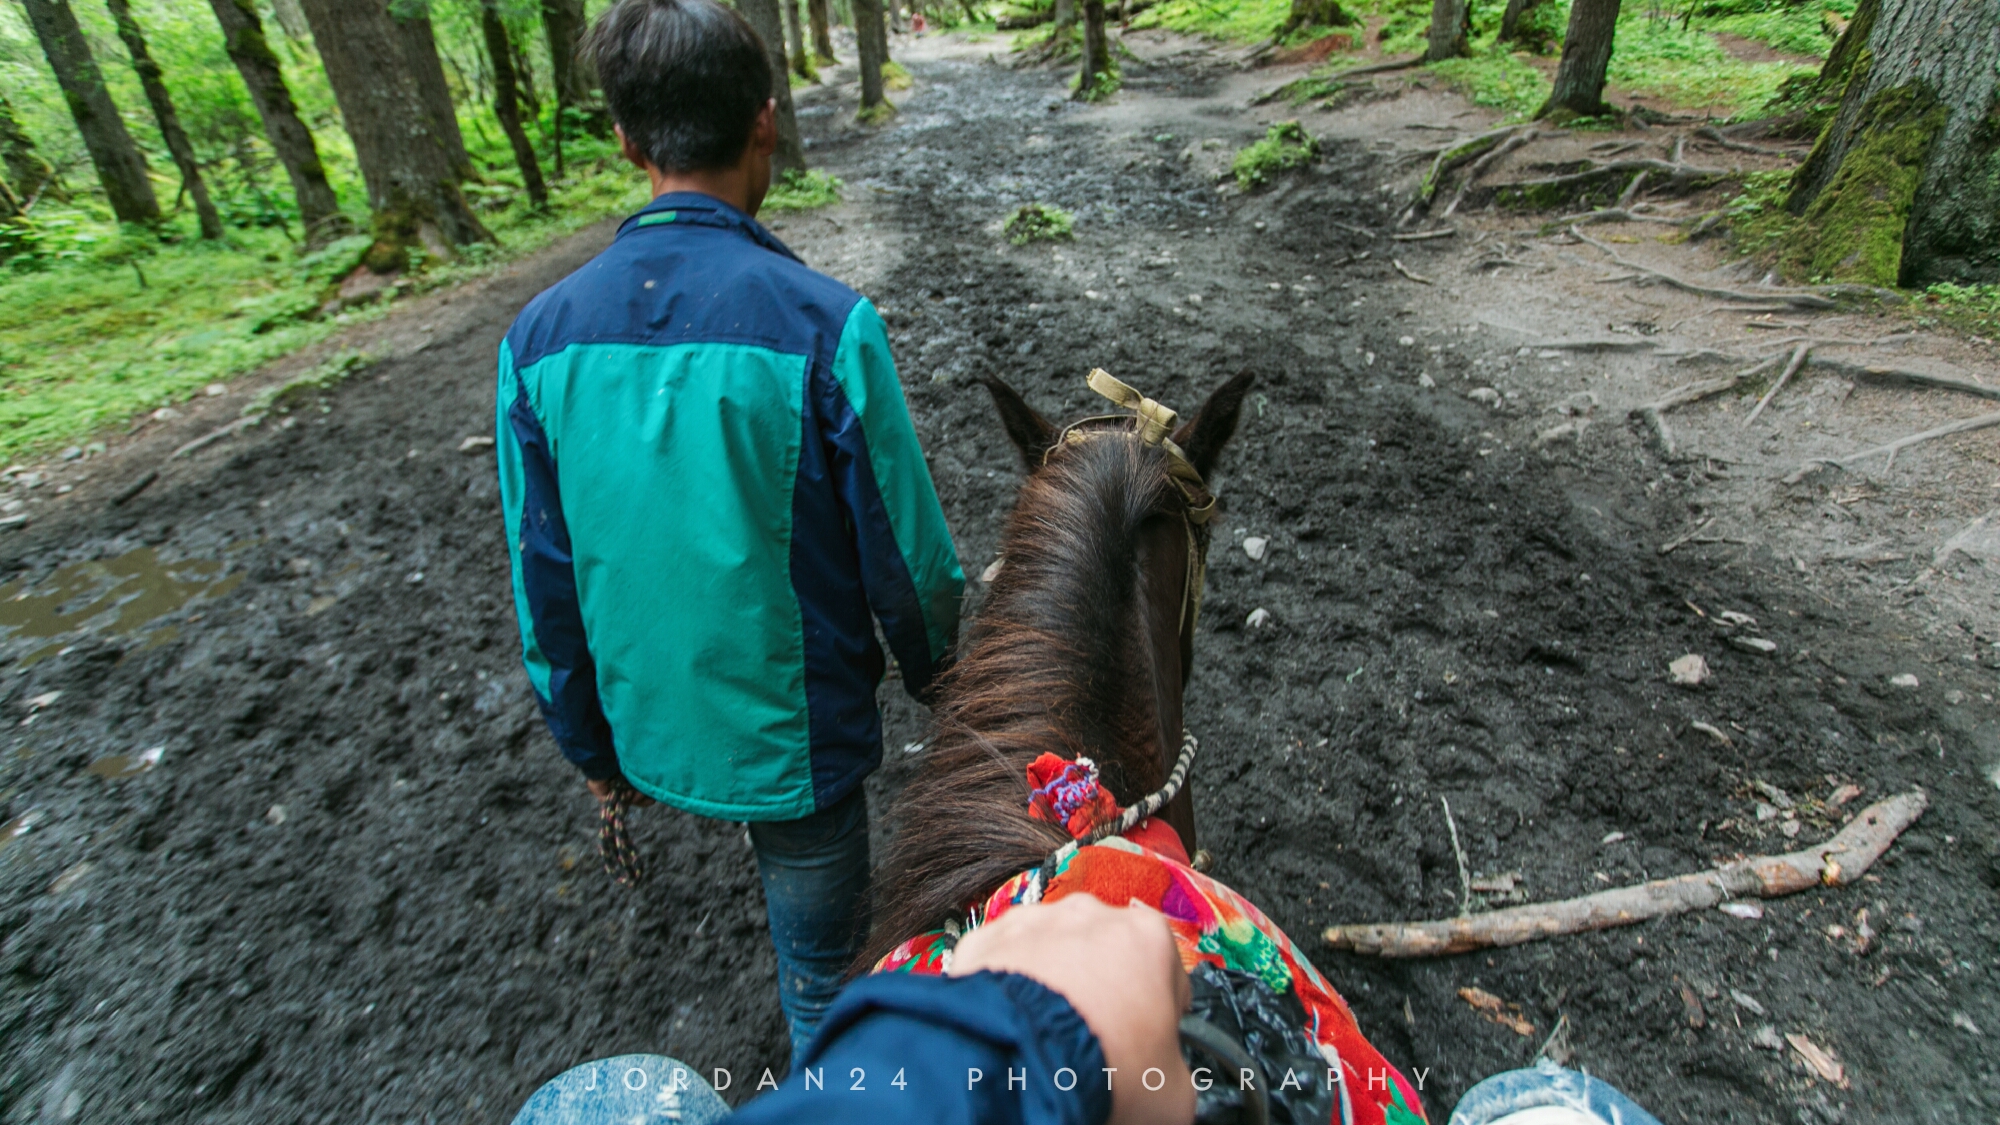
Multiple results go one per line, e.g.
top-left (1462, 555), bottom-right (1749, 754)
top-left (1448, 1060), bottom-right (1664, 1125)
top-left (748, 785), bottom-right (872, 1071)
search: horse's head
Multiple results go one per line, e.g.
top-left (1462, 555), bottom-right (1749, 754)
top-left (857, 371), bottom-right (1252, 970)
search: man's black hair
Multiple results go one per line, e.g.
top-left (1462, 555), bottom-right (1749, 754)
top-left (586, 0), bottom-right (771, 173)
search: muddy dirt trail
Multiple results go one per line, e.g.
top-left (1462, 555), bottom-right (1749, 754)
top-left (2, 36), bottom-right (1996, 1125)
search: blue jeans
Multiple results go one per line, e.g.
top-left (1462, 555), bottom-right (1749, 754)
top-left (749, 785), bottom-right (872, 1070)
top-left (511, 1055), bottom-right (728, 1125)
top-left (1448, 1060), bottom-right (1663, 1125)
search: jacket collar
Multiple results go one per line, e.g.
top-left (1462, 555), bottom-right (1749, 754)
top-left (616, 191), bottom-right (801, 263)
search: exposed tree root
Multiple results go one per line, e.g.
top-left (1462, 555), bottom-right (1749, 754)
top-left (1570, 227), bottom-right (1840, 309)
top-left (1786, 411), bottom-right (2000, 483)
top-left (1323, 791), bottom-right (1927, 957)
top-left (1442, 128), bottom-right (1537, 218)
top-left (1744, 343), bottom-right (1811, 427)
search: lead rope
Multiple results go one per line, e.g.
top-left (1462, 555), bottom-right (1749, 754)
top-left (1021, 729), bottom-right (1199, 906)
top-left (598, 781), bottom-right (646, 887)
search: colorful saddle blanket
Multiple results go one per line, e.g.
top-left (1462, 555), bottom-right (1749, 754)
top-left (874, 819), bottom-right (1429, 1125)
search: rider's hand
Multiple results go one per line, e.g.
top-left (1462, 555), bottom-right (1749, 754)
top-left (586, 776), bottom-right (655, 805)
top-left (949, 894), bottom-right (1194, 1125)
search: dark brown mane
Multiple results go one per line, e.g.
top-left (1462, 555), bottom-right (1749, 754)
top-left (859, 433), bottom-right (1196, 967)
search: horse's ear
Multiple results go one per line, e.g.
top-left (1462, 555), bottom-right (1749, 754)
top-left (979, 377), bottom-right (1058, 470)
top-left (1172, 371), bottom-right (1254, 480)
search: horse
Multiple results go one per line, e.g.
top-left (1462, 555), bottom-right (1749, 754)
top-left (862, 371), bottom-right (1429, 1125)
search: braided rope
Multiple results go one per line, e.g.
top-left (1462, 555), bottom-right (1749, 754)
top-left (597, 781), bottom-right (646, 887)
top-left (1023, 729), bottom-right (1199, 905)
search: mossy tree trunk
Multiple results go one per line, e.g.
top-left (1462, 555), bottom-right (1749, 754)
top-left (1279, 0), bottom-right (1354, 39)
top-left (539, 0), bottom-right (589, 107)
top-left (0, 91), bottom-right (59, 205)
top-left (808, 0), bottom-right (837, 62)
top-left (106, 0), bottom-right (223, 239)
top-left (1077, 0), bottom-right (1111, 100)
top-left (297, 0), bottom-right (491, 269)
top-left (1537, 0), bottom-right (1622, 119)
top-left (1425, 0), bottom-right (1470, 61)
top-left (480, 0), bottom-right (546, 208)
top-left (206, 0), bottom-right (347, 245)
top-left (1785, 0), bottom-right (1998, 286)
top-left (1497, 0), bottom-right (1544, 45)
top-left (854, 0), bottom-right (892, 120)
top-left (736, 0), bottom-right (807, 172)
top-left (21, 0), bottom-right (159, 224)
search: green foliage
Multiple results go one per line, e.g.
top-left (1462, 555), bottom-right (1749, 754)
top-left (1922, 283), bottom-right (2000, 339)
top-left (1605, 8), bottom-right (1817, 116)
top-left (244, 347), bottom-right (375, 418)
top-left (1127, 0), bottom-right (1292, 42)
top-left (1004, 202), bottom-right (1074, 244)
top-left (764, 169), bottom-right (843, 212)
top-left (1715, 168), bottom-right (1796, 258)
top-left (1232, 120), bottom-right (1319, 189)
top-left (1427, 46), bottom-right (1550, 118)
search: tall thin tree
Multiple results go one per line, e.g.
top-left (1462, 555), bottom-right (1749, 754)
top-left (1076, 0), bottom-right (1111, 100)
top-left (736, 0), bottom-right (807, 173)
top-left (105, 0), bottom-right (222, 239)
top-left (783, 0), bottom-right (812, 79)
top-left (206, 0), bottom-right (347, 244)
top-left (20, 0), bottom-right (159, 223)
top-left (481, 0), bottom-right (547, 208)
top-left (0, 90), bottom-right (59, 205)
top-left (807, 0), bottom-right (836, 62)
top-left (853, 0), bottom-right (891, 120)
top-left (540, 0), bottom-right (590, 107)
top-left (1538, 0), bottom-right (1622, 119)
top-left (389, 1), bottom-right (475, 183)
top-left (296, 0), bottom-right (491, 266)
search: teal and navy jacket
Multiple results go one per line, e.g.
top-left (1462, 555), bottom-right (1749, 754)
top-left (496, 192), bottom-right (964, 821)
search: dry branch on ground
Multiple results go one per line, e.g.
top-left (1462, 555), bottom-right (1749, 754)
top-left (1323, 791), bottom-right (1928, 957)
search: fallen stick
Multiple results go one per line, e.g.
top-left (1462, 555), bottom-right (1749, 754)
top-left (1392, 258), bottom-right (1434, 285)
top-left (1743, 342), bottom-right (1811, 427)
top-left (108, 469), bottom-right (159, 508)
top-left (1568, 226), bottom-right (1838, 310)
top-left (1657, 516), bottom-right (1715, 554)
top-left (1785, 410), bottom-right (2000, 482)
top-left (1389, 228), bottom-right (1457, 241)
top-left (1324, 54), bottom-right (1425, 79)
top-left (1324, 791), bottom-right (1928, 957)
top-left (172, 416), bottom-right (260, 459)
top-left (1629, 354), bottom-right (1782, 459)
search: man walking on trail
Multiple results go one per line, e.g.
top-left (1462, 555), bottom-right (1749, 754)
top-left (494, 0), bottom-right (964, 1066)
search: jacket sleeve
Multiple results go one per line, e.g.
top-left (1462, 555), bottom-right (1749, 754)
top-left (730, 971), bottom-right (1112, 1125)
top-left (817, 299), bottom-right (965, 699)
top-left (495, 339), bottom-right (619, 780)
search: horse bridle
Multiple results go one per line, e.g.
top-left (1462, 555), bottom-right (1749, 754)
top-left (1043, 369), bottom-right (1217, 639)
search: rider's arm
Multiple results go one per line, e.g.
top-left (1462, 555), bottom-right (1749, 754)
top-left (814, 298), bottom-right (965, 700)
top-left (728, 970), bottom-right (1111, 1125)
top-left (495, 339), bottom-right (619, 781)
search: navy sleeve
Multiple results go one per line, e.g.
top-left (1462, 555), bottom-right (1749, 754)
top-left (729, 972), bottom-right (1111, 1125)
top-left (497, 359), bottom-right (619, 781)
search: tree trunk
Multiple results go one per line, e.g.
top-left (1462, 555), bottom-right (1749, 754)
top-left (0, 174), bottom-right (20, 221)
top-left (389, 3), bottom-right (475, 183)
top-left (1537, 0), bottom-right (1622, 119)
top-left (853, 0), bottom-right (890, 118)
top-left (1497, 0), bottom-right (1545, 43)
top-left (297, 0), bottom-right (491, 267)
top-left (540, 0), bottom-right (590, 107)
top-left (1076, 0), bottom-right (1111, 100)
top-left (735, 0), bottom-right (807, 173)
top-left (1785, 0), bottom-right (2000, 286)
top-left (1425, 0), bottom-right (1470, 61)
top-left (481, 0), bottom-right (547, 208)
top-left (0, 91), bottom-right (59, 205)
top-left (105, 0), bottom-right (222, 239)
top-left (206, 0), bottom-right (347, 245)
top-left (270, 0), bottom-right (310, 39)
top-left (1054, 0), bottom-right (1074, 25)
top-left (808, 0), bottom-right (837, 62)
top-left (784, 0), bottom-right (813, 79)
top-left (1280, 0), bottom-right (1354, 37)
top-left (20, 0), bottom-right (159, 224)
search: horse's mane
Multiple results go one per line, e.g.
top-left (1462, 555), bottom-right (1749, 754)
top-left (859, 434), bottom-right (1194, 969)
